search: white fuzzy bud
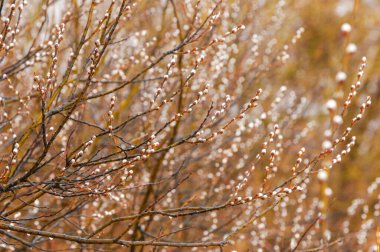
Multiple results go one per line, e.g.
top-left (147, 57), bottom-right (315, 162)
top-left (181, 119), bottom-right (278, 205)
top-left (346, 43), bottom-right (357, 55)
top-left (341, 23), bottom-right (352, 34)
top-left (335, 71), bottom-right (347, 83)
top-left (326, 99), bottom-right (337, 111)
top-left (317, 170), bottom-right (328, 182)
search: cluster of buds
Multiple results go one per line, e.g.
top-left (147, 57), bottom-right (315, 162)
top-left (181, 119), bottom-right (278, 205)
top-left (352, 96), bottom-right (371, 124)
top-left (230, 24), bottom-right (246, 34)
top-left (183, 24), bottom-right (245, 55)
top-left (0, 165), bottom-right (10, 181)
top-left (0, 2), bottom-right (22, 51)
top-left (68, 136), bottom-right (96, 168)
top-left (260, 125), bottom-right (281, 192)
top-left (153, 56), bottom-right (177, 103)
top-left (231, 165), bottom-right (255, 198)
top-left (121, 135), bottom-right (160, 166)
top-left (107, 95), bottom-right (116, 136)
top-left (264, 148), bottom-right (279, 179)
top-left (1, 142), bottom-right (21, 179)
top-left (274, 185), bottom-right (304, 197)
top-left (0, 99), bottom-right (18, 139)
top-left (139, 134), bottom-right (160, 161)
top-left (186, 52), bottom-right (206, 79)
top-left (93, 5), bottom-right (114, 38)
top-left (229, 195), bottom-right (256, 205)
top-left (152, 55), bottom-right (207, 116)
top-left (154, 83), bottom-right (210, 144)
top-left (292, 147), bottom-right (306, 176)
top-left (46, 23), bottom-right (66, 89)
top-left (291, 27), bottom-right (305, 44)
top-left (11, 143), bottom-right (19, 162)
top-left (208, 89), bottom-right (262, 142)
top-left (230, 192), bottom-right (271, 206)
top-left (84, 135), bottom-right (97, 151)
top-left (2, 76), bottom-right (31, 116)
top-left (88, 39), bottom-right (102, 75)
top-left (32, 75), bottom-right (45, 95)
top-left (256, 123), bottom-right (279, 160)
top-left (0, 112), bottom-right (10, 143)
top-left (366, 177), bottom-right (380, 195)
top-left (211, 95), bottom-right (232, 121)
top-left (1, 2), bottom-right (26, 53)
top-left (184, 84), bottom-right (209, 115)
top-left (152, 96), bottom-right (174, 112)
top-left (319, 58), bottom-right (370, 158)
top-left (341, 57), bottom-right (367, 117)
top-left (213, 25), bottom-right (244, 46)
top-left (328, 136), bottom-right (356, 169)
top-left (273, 27), bottom-right (305, 64)
top-left (0, 142), bottom-right (21, 180)
top-left (229, 123), bottom-right (281, 201)
top-left (230, 184), bottom-right (304, 206)
top-left (330, 96), bottom-right (370, 151)
top-left (278, 44), bottom-right (290, 63)
top-left (269, 86), bottom-right (288, 119)
top-left (208, 11), bottom-right (220, 26)
top-left (120, 169), bottom-right (134, 182)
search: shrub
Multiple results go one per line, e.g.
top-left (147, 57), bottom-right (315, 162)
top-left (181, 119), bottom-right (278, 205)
top-left (0, 0), bottom-right (379, 251)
